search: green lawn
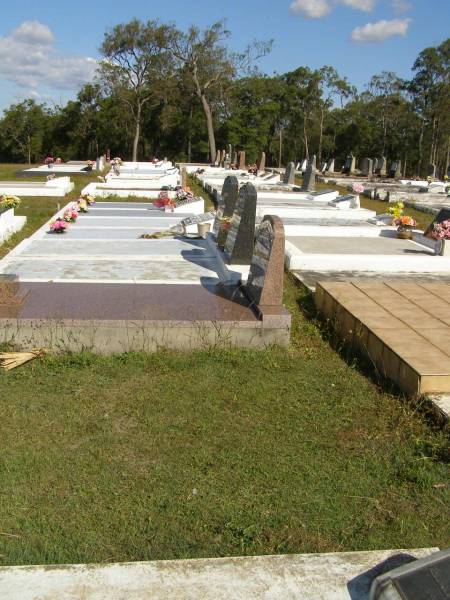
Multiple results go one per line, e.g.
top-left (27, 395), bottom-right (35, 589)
top-left (0, 164), bottom-right (448, 566)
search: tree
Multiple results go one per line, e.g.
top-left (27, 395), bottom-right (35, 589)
top-left (165, 21), bottom-right (271, 163)
top-left (99, 19), bottom-right (173, 161)
top-left (0, 100), bottom-right (48, 164)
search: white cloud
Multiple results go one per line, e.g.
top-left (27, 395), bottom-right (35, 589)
top-left (290, 0), bottom-right (376, 18)
top-left (340, 0), bottom-right (375, 11)
top-left (351, 18), bottom-right (411, 42)
top-left (0, 21), bottom-right (97, 95)
top-left (391, 0), bottom-right (412, 13)
top-left (289, 0), bottom-right (332, 18)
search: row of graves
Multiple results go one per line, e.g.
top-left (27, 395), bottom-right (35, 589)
top-left (193, 158), bottom-right (450, 404)
top-left (0, 160), bottom-right (291, 352)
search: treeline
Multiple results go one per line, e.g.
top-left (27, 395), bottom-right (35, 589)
top-left (0, 20), bottom-right (448, 177)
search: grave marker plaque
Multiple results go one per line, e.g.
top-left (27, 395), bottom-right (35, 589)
top-left (213, 175), bottom-right (240, 250)
top-left (245, 215), bottom-right (285, 309)
top-left (224, 183), bottom-right (257, 264)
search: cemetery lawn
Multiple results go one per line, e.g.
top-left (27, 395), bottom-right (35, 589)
top-left (0, 164), bottom-right (448, 566)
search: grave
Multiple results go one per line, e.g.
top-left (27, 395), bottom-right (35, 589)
top-left (360, 157), bottom-right (373, 177)
top-left (0, 206), bottom-right (26, 244)
top-left (257, 152), bottom-right (266, 174)
top-left (389, 160), bottom-right (402, 179)
top-left (244, 215), bottom-right (289, 326)
top-left (283, 162), bottom-right (296, 185)
top-left (301, 155), bottom-right (316, 192)
top-left (213, 175), bottom-right (239, 250)
top-left (342, 155), bottom-right (356, 175)
top-left (224, 183), bottom-right (257, 264)
top-left (0, 178), bottom-right (74, 197)
top-left (316, 281), bottom-right (450, 396)
top-left (0, 196), bottom-right (289, 351)
top-left (238, 151), bottom-right (246, 170)
top-left (326, 158), bottom-right (335, 173)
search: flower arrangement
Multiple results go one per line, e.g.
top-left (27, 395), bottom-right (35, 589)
top-left (111, 157), bottom-right (122, 166)
top-left (352, 183), bottom-right (365, 194)
top-left (77, 199), bottom-right (88, 213)
top-left (44, 156), bottom-right (54, 166)
top-left (387, 201), bottom-right (404, 221)
top-left (55, 157), bottom-right (62, 164)
top-left (81, 193), bottom-right (95, 205)
top-left (0, 195), bottom-right (21, 210)
top-left (429, 219), bottom-right (450, 241)
top-left (62, 207), bottom-right (78, 223)
top-left (46, 174), bottom-right (56, 181)
top-left (175, 186), bottom-right (194, 203)
top-left (49, 218), bottom-right (69, 233)
top-left (86, 160), bottom-right (94, 171)
top-left (394, 215), bottom-right (416, 228)
top-left (153, 191), bottom-right (174, 208)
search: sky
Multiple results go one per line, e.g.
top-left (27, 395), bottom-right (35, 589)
top-left (0, 0), bottom-right (448, 111)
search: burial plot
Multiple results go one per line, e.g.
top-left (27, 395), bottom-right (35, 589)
top-left (213, 175), bottom-right (240, 250)
top-left (301, 155), bottom-right (316, 192)
top-left (245, 215), bottom-right (285, 311)
top-left (224, 183), bottom-right (257, 264)
top-left (283, 162), bottom-right (296, 185)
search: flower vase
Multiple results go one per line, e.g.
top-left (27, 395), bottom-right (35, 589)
top-left (397, 226), bottom-right (413, 240)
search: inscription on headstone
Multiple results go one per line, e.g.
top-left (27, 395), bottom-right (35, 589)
top-left (245, 215), bottom-right (285, 309)
top-left (224, 183), bottom-right (257, 264)
top-left (213, 175), bottom-right (240, 250)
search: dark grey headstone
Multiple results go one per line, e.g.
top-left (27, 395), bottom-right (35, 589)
top-left (283, 162), bottom-right (296, 185)
top-left (224, 183), bottom-right (257, 264)
top-left (245, 215), bottom-right (285, 308)
top-left (301, 155), bottom-right (316, 192)
top-left (232, 151), bottom-right (238, 166)
top-left (360, 157), bottom-right (373, 176)
top-left (342, 154), bottom-right (356, 175)
top-left (389, 160), bottom-right (402, 178)
top-left (213, 175), bottom-right (239, 250)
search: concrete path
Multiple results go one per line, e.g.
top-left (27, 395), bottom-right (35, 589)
top-left (0, 549), bottom-right (438, 600)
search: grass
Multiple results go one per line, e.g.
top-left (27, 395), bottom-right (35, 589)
top-left (0, 164), bottom-right (448, 566)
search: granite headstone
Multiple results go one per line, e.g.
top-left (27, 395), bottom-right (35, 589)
top-left (283, 161), bottom-right (296, 185)
top-left (239, 151), bottom-right (246, 170)
top-left (245, 215), bottom-right (285, 309)
top-left (301, 155), bottom-right (316, 192)
top-left (213, 175), bottom-right (240, 250)
top-left (224, 182), bottom-right (257, 264)
top-left (257, 151), bottom-right (266, 173)
top-left (360, 157), bottom-right (373, 177)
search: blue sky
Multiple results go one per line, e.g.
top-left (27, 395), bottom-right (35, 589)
top-left (0, 0), bottom-right (448, 111)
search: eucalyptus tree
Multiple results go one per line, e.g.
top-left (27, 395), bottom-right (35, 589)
top-left (164, 20), bottom-right (271, 162)
top-left (0, 100), bottom-right (48, 163)
top-left (99, 19), bottom-right (173, 161)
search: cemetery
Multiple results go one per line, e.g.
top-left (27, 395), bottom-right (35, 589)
top-left (0, 11), bottom-right (448, 600)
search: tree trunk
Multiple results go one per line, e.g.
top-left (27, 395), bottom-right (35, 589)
top-left (27, 134), bottom-right (31, 165)
top-left (132, 102), bottom-right (142, 162)
top-left (303, 114), bottom-right (309, 160)
top-left (417, 119), bottom-right (425, 176)
top-left (318, 108), bottom-right (324, 166)
top-left (200, 94), bottom-right (216, 164)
